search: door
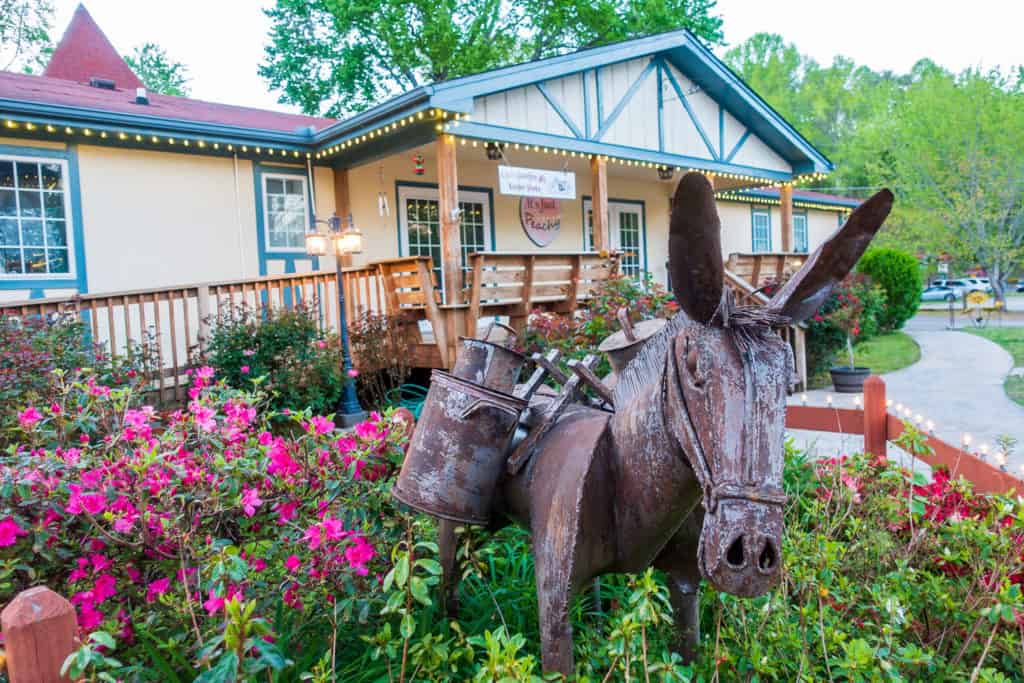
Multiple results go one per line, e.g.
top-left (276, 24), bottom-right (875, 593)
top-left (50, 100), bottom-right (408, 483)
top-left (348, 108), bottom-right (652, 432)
top-left (397, 185), bottom-right (492, 301)
top-left (584, 199), bottom-right (645, 279)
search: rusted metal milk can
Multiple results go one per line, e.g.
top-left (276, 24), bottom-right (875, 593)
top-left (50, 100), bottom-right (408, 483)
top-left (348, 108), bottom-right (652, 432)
top-left (392, 370), bottom-right (527, 524)
top-left (598, 309), bottom-right (668, 384)
top-left (450, 321), bottom-right (526, 393)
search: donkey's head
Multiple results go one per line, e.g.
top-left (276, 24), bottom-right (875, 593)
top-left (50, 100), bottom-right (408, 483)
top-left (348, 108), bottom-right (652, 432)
top-left (663, 172), bottom-right (893, 597)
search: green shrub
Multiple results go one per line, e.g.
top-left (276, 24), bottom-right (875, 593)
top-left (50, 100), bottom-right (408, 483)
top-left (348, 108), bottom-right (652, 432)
top-left (857, 247), bottom-right (922, 330)
top-left (199, 304), bottom-right (350, 414)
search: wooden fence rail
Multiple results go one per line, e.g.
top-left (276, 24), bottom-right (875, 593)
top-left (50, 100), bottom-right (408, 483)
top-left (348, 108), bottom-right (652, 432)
top-left (0, 268), bottom-right (387, 402)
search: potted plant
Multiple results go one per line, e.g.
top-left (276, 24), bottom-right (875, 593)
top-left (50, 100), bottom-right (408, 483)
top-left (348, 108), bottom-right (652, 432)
top-left (828, 289), bottom-right (870, 392)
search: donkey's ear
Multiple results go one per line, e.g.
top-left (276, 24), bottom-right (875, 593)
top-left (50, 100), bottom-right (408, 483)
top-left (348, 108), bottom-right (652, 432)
top-left (669, 172), bottom-right (723, 323)
top-left (768, 189), bottom-right (894, 323)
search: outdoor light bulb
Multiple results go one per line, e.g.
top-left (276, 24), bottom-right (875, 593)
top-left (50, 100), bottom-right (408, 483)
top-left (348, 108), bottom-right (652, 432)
top-left (853, 396), bottom-right (862, 408)
top-left (963, 433), bottom-right (973, 446)
top-left (980, 444), bottom-right (990, 456)
top-left (895, 402), bottom-right (904, 412)
top-left (826, 395), bottom-right (833, 406)
top-left (915, 414), bottom-right (924, 425)
top-left (801, 393), bottom-right (808, 406)
top-left (304, 232), bottom-right (329, 257)
top-left (926, 420), bottom-right (935, 432)
top-left (886, 399), bottom-right (893, 408)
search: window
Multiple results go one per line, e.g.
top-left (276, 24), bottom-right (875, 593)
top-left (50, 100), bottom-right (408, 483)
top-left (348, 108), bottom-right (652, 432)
top-left (751, 208), bottom-right (771, 253)
top-left (793, 212), bottom-right (808, 253)
top-left (397, 185), bottom-right (492, 300)
top-left (0, 157), bottom-right (73, 276)
top-left (583, 199), bottom-right (646, 279)
top-left (263, 175), bottom-right (308, 250)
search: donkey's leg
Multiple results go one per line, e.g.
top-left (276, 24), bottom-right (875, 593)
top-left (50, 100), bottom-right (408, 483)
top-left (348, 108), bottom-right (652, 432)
top-left (654, 508), bottom-right (704, 664)
top-left (534, 532), bottom-right (577, 675)
top-left (437, 518), bottom-right (460, 618)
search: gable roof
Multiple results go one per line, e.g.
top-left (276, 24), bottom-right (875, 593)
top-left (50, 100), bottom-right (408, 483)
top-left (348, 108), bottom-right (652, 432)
top-left (44, 4), bottom-right (143, 90)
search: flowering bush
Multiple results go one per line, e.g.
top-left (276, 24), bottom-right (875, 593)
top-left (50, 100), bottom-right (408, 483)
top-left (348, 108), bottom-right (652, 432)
top-left (524, 274), bottom-right (678, 376)
top-left (197, 304), bottom-right (350, 415)
top-left (805, 273), bottom-right (886, 376)
top-left (1, 367), bottom-right (409, 680)
top-left (0, 315), bottom-right (153, 448)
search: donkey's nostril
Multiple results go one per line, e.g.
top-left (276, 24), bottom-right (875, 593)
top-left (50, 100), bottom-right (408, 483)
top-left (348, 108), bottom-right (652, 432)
top-left (726, 536), bottom-right (745, 568)
top-left (758, 540), bottom-right (777, 571)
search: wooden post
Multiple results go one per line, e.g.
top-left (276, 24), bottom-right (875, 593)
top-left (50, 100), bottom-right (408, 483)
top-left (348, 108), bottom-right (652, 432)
top-left (590, 156), bottom-right (609, 252)
top-left (863, 375), bottom-right (887, 457)
top-left (333, 167), bottom-right (353, 268)
top-left (437, 135), bottom-right (462, 304)
top-left (1, 586), bottom-right (78, 683)
top-left (196, 284), bottom-right (211, 353)
top-left (780, 183), bottom-right (793, 252)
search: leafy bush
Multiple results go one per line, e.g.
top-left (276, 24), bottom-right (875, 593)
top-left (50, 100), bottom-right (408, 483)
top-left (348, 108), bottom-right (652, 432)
top-left (805, 274), bottom-right (886, 376)
top-left (523, 274), bottom-right (678, 376)
top-left (0, 315), bottom-right (151, 446)
top-left (2, 368), bottom-right (1023, 680)
top-left (198, 304), bottom-right (351, 415)
top-left (857, 247), bottom-right (922, 331)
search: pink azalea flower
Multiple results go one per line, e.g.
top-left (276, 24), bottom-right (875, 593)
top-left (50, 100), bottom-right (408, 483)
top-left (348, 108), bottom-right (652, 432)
top-left (274, 500), bottom-right (298, 525)
top-left (190, 402), bottom-right (217, 432)
top-left (240, 365), bottom-right (250, 374)
top-left (243, 349), bottom-right (256, 357)
top-left (241, 487), bottom-right (263, 517)
top-left (345, 537), bottom-right (375, 575)
top-left (17, 406), bottom-right (42, 430)
top-left (347, 368), bottom-right (359, 378)
top-left (93, 574), bottom-right (117, 602)
top-left (203, 588), bottom-right (225, 615)
top-left (49, 402), bottom-right (61, 415)
top-left (355, 420), bottom-right (382, 441)
top-left (285, 555), bottom-right (301, 572)
top-left (146, 577), bottom-right (171, 603)
top-left (196, 366), bottom-right (215, 381)
top-left (307, 415), bottom-right (335, 436)
top-left (0, 517), bottom-right (27, 547)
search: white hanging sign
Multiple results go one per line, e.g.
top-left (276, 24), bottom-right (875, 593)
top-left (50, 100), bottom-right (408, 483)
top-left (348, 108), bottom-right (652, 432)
top-left (498, 165), bottom-right (576, 200)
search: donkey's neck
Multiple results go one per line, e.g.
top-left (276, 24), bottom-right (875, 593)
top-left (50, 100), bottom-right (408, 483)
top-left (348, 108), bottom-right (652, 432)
top-left (608, 363), bottom-right (702, 572)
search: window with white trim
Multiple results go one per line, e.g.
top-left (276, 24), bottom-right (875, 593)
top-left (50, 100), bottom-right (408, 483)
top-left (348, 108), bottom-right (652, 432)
top-left (793, 212), bottom-right (808, 253)
top-left (263, 174), bottom-right (309, 250)
top-left (0, 157), bottom-right (73, 276)
top-left (751, 208), bottom-right (771, 253)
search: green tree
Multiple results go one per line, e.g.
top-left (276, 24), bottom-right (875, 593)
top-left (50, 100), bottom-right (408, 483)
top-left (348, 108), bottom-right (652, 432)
top-left (124, 42), bottom-right (191, 97)
top-left (875, 69), bottom-right (1024, 301)
top-left (260, 0), bottom-right (724, 117)
top-left (0, 0), bottom-right (53, 73)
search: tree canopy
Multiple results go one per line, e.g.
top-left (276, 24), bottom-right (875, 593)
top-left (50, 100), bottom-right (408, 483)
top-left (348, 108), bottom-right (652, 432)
top-left (124, 42), bottom-right (191, 97)
top-left (0, 0), bottom-right (53, 73)
top-left (724, 33), bottom-right (1024, 294)
top-left (259, 0), bottom-right (724, 117)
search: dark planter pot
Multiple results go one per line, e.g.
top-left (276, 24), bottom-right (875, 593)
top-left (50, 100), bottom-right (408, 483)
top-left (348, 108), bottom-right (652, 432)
top-left (830, 366), bottom-right (871, 393)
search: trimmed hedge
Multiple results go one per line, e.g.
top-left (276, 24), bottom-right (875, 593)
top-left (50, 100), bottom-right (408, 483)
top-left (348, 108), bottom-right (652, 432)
top-left (857, 247), bottom-right (922, 331)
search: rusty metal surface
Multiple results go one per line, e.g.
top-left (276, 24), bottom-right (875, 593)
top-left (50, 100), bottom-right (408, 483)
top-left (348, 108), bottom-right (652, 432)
top-left (404, 172), bottom-right (895, 676)
top-left (450, 337), bottom-right (527, 394)
top-left (392, 370), bottom-right (525, 524)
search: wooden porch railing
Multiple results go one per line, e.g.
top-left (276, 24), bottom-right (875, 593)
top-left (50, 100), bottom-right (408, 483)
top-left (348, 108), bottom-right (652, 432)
top-left (725, 252), bottom-right (808, 290)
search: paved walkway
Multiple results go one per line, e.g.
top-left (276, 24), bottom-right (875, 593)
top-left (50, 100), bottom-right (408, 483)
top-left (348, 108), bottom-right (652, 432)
top-left (787, 330), bottom-right (1024, 474)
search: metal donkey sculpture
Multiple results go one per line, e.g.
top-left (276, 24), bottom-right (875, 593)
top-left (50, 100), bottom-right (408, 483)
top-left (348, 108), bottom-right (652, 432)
top-left (435, 173), bottom-right (895, 675)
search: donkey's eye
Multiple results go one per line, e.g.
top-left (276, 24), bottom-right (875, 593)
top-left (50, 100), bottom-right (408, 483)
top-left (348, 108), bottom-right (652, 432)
top-left (686, 347), bottom-right (700, 377)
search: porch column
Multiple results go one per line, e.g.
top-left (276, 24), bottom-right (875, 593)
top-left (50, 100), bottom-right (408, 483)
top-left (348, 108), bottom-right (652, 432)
top-left (780, 183), bottom-right (793, 252)
top-left (437, 135), bottom-right (462, 303)
top-left (590, 156), bottom-right (609, 252)
top-left (333, 167), bottom-right (353, 267)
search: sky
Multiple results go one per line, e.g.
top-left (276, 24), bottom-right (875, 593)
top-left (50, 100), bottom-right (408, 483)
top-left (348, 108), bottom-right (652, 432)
top-left (50, 0), bottom-right (1024, 116)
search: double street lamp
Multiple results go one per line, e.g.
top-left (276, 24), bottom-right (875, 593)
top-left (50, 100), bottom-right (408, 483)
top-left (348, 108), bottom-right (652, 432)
top-left (305, 214), bottom-right (367, 427)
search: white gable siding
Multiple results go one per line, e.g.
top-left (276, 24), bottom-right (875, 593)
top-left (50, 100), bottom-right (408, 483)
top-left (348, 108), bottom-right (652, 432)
top-left (471, 55), bottom-right (794, 176)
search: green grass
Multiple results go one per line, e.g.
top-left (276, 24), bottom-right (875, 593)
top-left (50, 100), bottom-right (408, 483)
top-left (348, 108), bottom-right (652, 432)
top-left (809, 331), bottom-right (921, 389)
top-left (963, 327), bottom-right (1024, 407)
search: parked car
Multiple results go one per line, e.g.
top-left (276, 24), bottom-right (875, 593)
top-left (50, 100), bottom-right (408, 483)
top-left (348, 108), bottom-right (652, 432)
top-left (1016, 282), bottom-right (1024, 293)
top-left (921, 284), bottom-right (961, 302)
top-left (964, 277), bottom-right (993, 293)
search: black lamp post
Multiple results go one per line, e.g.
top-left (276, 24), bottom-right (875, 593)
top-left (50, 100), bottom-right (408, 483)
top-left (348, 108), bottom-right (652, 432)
top-left (305, 213), bottom-right (367, 427)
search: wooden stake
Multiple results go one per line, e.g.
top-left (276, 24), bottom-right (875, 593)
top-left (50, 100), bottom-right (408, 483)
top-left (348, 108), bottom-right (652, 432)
top-left (1, 586), bottom-right (78, 683)
top-left (863, 375), bottom-right (887, 457)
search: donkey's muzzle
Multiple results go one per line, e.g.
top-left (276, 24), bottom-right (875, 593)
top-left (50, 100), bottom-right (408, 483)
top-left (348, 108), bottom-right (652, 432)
top-left (698, 499), bottom-right (783, 597)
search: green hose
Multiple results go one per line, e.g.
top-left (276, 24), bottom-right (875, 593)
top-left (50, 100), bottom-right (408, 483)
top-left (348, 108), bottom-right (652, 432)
top-left (385, 383), bottom-right (429, 419)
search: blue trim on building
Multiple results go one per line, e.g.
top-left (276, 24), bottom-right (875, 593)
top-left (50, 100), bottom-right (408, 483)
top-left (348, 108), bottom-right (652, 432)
top-left (725, 129), bottom-right (752, 162)
top-left (252, 162), bottom-right (320, 276)
top-left (582, 70), bottom-right (591, 138)
top-left (595, 67), bottom-right (604, 130)
top-left (659, 57), bottom-right (718, 160)
top-left (535, 83), bottom-right (583, 139)
top-left (656, 62), bottom-right (665, 153)
top-left (718, 105), bottom-right (724, 159)
top-left (0, 142), bottom-right (88, 293)
top-left (595, 59), bottom-right (657, 141)
top-left (452, 120), bottom-right (794, 182)
top-left (721, 187), bottom-right (861, 210)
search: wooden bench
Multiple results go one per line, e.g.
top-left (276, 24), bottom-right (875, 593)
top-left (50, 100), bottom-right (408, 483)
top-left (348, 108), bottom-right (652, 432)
top-left (463, 251), bottom-right (620, 334)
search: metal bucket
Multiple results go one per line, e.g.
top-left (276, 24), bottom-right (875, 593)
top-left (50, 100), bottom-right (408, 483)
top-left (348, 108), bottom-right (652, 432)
top-left (598, 310), bottom-right (669, 376)
top-left (450, 322), bottom-right (526, 393)
top-left (392, 370), bottom-right (527, 524)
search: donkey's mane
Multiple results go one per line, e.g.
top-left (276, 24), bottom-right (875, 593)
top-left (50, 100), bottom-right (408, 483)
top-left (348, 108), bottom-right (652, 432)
top-left (611, 297), bottom-right (790, 406)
